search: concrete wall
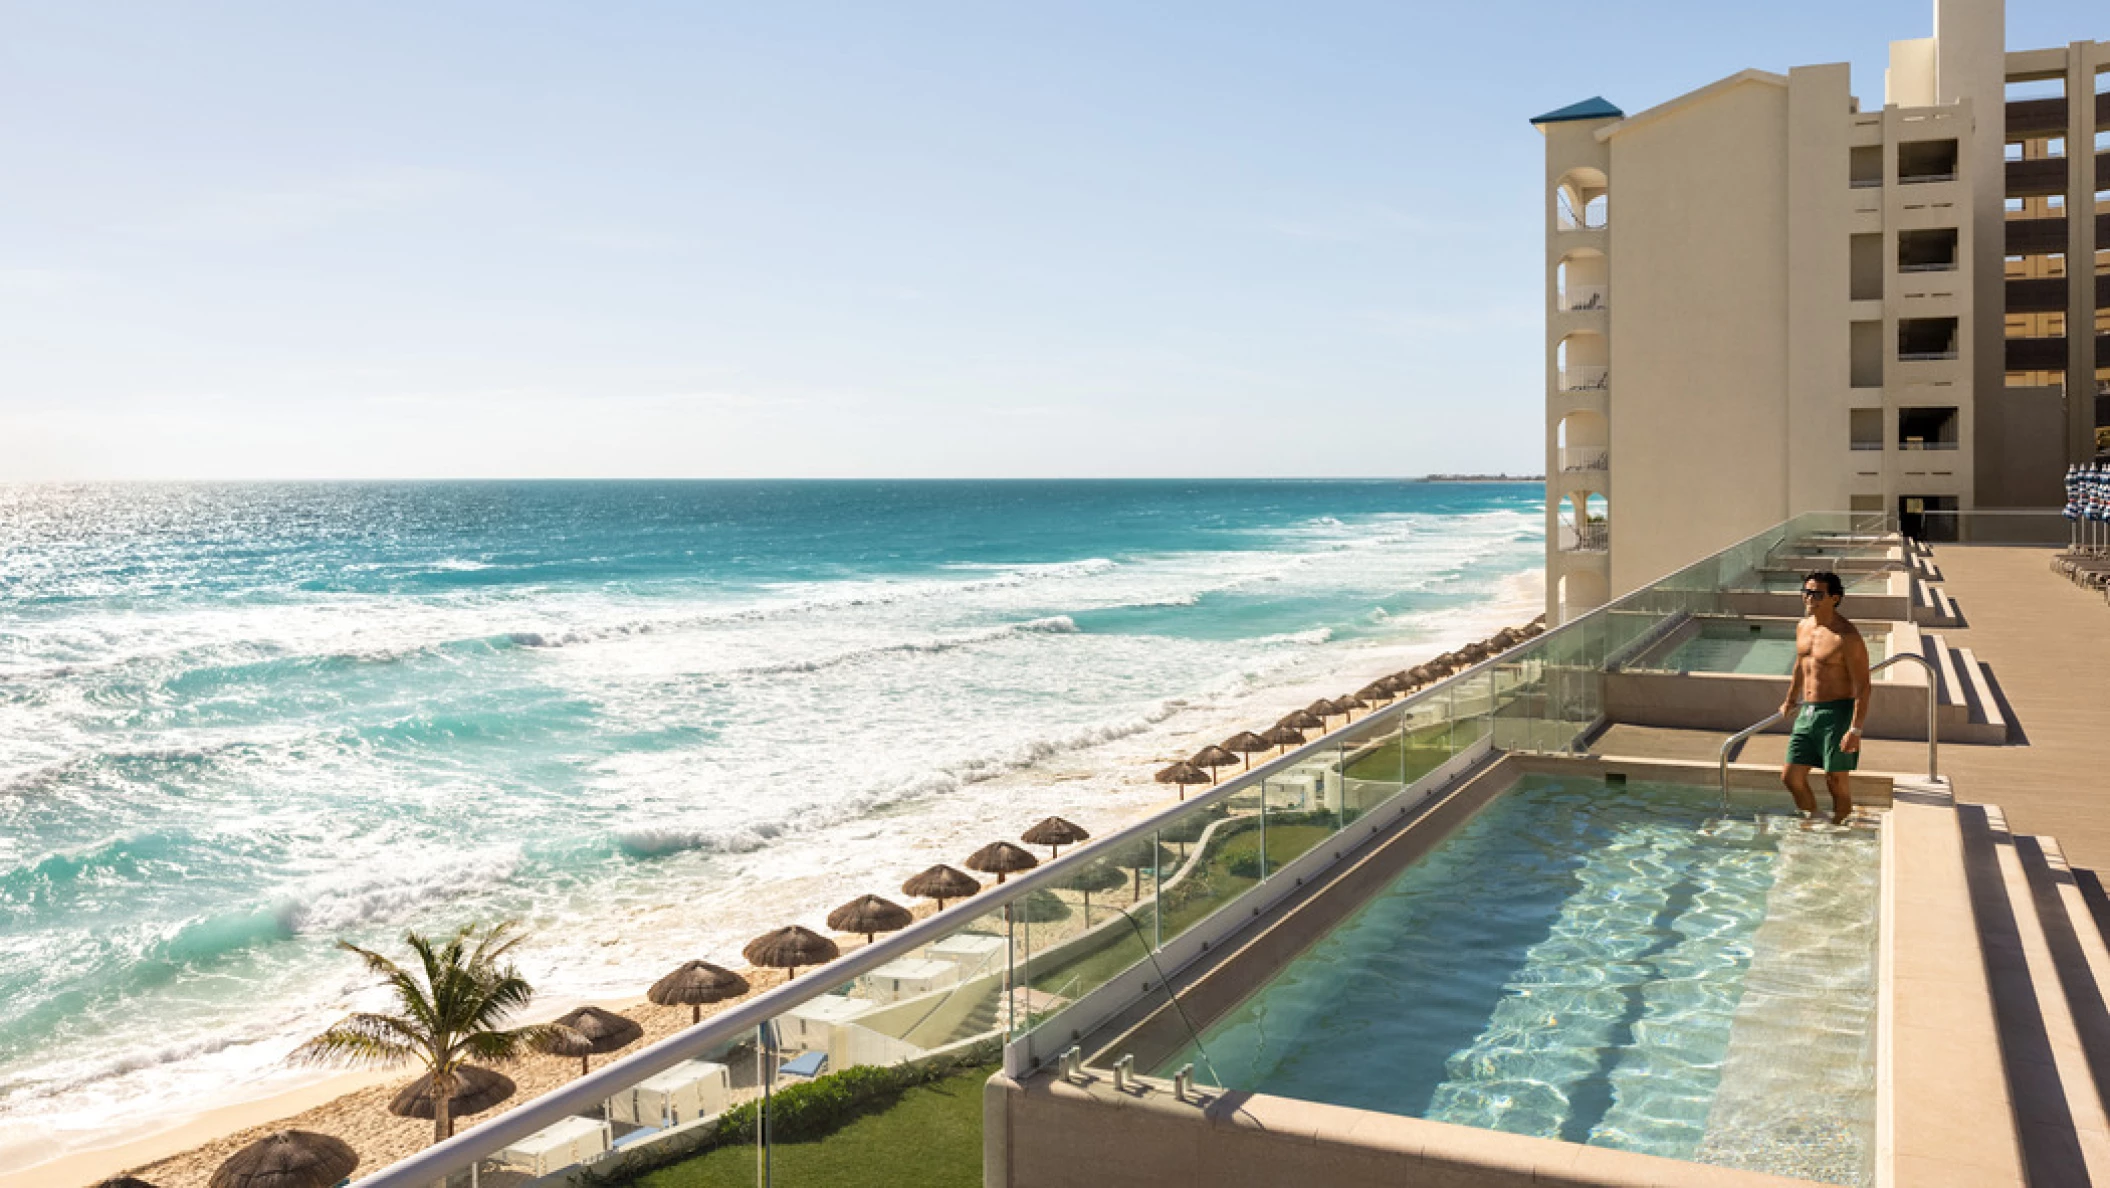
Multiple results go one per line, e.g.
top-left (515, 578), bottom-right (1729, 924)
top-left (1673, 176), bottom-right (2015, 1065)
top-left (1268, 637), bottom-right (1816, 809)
top-left (1789, 64), bottom-right (1859, 520)
top-left (1934, 0), bottom-right (2009, 507)
top-left (984, 1070), bottom-right (1816, 1188)
top-left (1609, 77), bottom-right (1793, 595)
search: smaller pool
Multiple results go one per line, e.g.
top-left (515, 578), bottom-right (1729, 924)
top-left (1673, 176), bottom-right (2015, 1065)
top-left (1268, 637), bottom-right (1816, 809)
top-left (1741, 570), bottom-right (1891, 594)
top-left (1636, 620), bottom-right (1888, 676)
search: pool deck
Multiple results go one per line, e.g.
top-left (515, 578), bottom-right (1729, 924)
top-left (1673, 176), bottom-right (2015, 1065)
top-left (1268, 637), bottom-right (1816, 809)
top-left (1601, 544), bottom-right (2110, 871)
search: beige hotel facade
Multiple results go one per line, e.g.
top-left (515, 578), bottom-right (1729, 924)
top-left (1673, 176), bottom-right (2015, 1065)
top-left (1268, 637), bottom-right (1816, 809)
top-left (1538, 0), bottom-right (2108, 623)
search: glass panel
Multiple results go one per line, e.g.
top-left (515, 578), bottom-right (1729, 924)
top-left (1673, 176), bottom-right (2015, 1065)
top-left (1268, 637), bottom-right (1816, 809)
top-left (1024, 846), bottom-right (1154, 1010)
top-left (1334, 713), bottom-right (1411, 823)
top-left (1149, 798), bottom-right (1247, 952)
top-left (1258, 762), bottom-right (1336, 879)
top-left (1447, 669), bottom-right (1494, 754)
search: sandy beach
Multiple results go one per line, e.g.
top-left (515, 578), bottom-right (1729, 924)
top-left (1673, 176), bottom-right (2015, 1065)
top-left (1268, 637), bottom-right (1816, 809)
top-left (27, 574), bottom-right (1545, 1188)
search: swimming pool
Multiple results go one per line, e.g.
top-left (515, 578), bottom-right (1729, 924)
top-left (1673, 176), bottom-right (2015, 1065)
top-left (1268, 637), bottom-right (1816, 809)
top-left (1156, 774), bottom-right (1880, 1185)
top-left (1636, 620), bottom-right (1890, 675)
top-left (1742, 570), bottom-right (1892, 594)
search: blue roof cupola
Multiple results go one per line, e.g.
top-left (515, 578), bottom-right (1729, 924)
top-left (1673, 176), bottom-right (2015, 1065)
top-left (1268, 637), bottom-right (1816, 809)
top-left (1530, 96), bottom-right (1623, 125)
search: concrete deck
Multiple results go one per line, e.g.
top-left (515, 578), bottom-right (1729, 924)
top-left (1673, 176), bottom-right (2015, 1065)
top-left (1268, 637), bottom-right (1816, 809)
top-left (1919, 546), bottom-right (2110, 870)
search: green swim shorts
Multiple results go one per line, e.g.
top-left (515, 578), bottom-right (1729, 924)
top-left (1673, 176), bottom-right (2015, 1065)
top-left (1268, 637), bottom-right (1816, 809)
top-left (1786, 698), bottom-right (1860, 773)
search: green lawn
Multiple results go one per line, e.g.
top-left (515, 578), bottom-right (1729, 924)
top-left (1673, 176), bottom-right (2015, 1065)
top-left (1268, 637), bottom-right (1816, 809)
top-left (1341, 725), bottom-right (1456, 785)
top-left (633, 1064), bottom-right (994, 1188)
top-left (1025, 822), bottom-right (1333, 996)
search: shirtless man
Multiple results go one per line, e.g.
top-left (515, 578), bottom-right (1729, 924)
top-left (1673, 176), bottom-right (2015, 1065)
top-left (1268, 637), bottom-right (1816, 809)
top-left (1780, 571), bottom-right (1873, 825)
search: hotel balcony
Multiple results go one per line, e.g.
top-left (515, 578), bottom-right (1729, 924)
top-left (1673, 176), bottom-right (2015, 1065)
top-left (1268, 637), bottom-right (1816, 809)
top-left (1898, 139), bottom-right (1960, 185)
top-left (1558, 522), bottom-right (1609, 553)
top-left (1557, 285), bottom-right (1608, 313)
top-left (1559, 447), bottom-right (1608, 474)
top-left (1558, 365), bottom-right (1609, 393)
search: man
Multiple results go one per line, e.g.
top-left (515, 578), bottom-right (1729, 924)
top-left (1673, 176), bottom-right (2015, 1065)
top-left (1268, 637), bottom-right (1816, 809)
top-left (1781, 571), bottom-right (1872, 825)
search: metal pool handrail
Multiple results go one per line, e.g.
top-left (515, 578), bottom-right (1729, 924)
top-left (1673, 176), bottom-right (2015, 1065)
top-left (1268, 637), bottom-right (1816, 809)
top-left (1716, 653), bottom-right (1938, 810)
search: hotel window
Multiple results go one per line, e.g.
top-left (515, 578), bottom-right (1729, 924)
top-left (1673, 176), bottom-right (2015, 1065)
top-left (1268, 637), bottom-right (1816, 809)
top-left (1850, 322), bottom-right (1884, 388)
top-left (1898, 139), bottom-right (1958, 183)
top-left (2006, 142), bottom-right (2025, 163)
top-left (1850, 409), bottom-right (1884, 451)
top-left (1898, 407), bottom-right (1960, 451)
top-left (1850, 145), bottom-right (1882, 188)
top-left (1850, 234), bottom-right (1883, 299)
top-left (1899, 228), bottom-right (1957, 272)
top-left (1897, 317), bottom-right (1959, 361)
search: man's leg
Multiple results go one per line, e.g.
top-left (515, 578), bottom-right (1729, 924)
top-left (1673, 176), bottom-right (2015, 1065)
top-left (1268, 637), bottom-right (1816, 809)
top-left (1782, 763), bottom-right (1817, 815)
top-left (1825, 771), bottom-right (1854, 825)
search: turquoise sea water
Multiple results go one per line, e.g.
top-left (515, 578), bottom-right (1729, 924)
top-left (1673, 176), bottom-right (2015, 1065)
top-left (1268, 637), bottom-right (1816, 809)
top-left (1161, 775), bottom-right (1880, 1185)
top-left (0, 479), bottom-right (1541, 1162)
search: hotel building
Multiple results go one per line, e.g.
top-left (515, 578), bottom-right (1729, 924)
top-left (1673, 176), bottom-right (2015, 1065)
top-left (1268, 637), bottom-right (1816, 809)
top-left (1538, 0), bottom-right (2108, 622)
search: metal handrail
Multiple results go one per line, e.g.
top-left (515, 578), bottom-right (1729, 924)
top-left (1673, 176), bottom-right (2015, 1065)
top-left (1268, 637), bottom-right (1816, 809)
top-left (1716, 652), bottom-right (1938, 811)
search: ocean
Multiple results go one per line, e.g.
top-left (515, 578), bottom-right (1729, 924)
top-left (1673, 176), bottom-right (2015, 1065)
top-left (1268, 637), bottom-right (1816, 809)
top-left (0, 479), bottom-right (1542, 1168)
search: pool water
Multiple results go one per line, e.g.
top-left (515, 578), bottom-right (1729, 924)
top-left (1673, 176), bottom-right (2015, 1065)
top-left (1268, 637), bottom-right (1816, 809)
top-left (1747, 570), bottom-right (1890, 594)
top-left (1642, 621), bottom-right (1889, 676)
top-left (1158, 775), bottom-right (1880, 1185)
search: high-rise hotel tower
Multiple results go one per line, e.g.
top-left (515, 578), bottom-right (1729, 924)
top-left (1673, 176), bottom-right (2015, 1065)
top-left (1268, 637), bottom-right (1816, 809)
top-left (1537, 0), bottom-right (2106, 623)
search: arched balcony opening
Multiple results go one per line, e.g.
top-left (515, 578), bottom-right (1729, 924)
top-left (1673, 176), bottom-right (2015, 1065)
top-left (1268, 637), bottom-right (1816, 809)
top-left (1555, 168), bottom-right (1609, 230)
top-left (1556, 410), bottom-right (1608, 476)
top-left (1556, 492), bottom-right (1609, 553)
top-left (1556, 332), bottom-right (1609, 394)
top-left (1555, 249), bottom-right (1608, 312)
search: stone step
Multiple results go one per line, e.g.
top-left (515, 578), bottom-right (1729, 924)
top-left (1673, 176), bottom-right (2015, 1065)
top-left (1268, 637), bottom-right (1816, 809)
top-left (1956, 646), bottom-right (2009, 738)
top-left (1927, 632), bottom-right (1970, 710)
top-left (1959, 803), bottom-right (2110, 1182)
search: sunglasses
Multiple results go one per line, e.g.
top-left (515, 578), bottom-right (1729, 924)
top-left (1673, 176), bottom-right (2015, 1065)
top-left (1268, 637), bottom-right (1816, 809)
top-left (1802, 588), bottom-right (1832, 598)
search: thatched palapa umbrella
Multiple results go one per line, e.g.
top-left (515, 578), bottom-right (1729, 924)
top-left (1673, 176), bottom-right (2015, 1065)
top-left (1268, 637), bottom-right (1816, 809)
top-left (390, 1065), bottom-right (515, 1122)
top-left (828, 894), bottom-right (914, 944)
top-left (902, 864), bottom-right (980, 909)
top-left (1220, 731), bottom-right (1271, 770)
top-left (1022, 816), bottom-right (1091, 858)
top-left (1189, 745), bottom-right (1239, 782)
top-left (966, 840), bottom-right (1040, 884)
top-left (1277, 709), bottom-right (1324, 731)
top-left (209, 1131), bottom-right (357, 1188)
top-left (97, 1179), bottom-right (161, 1188)
top-left (1062, 861), bottom-right (1127, 923)
top-left (537, 1005), bottom-right (644, 1077)
top-left (1154, 761), bottom-right (1210, 801)
top-left (744, 925), bottom-right (840, 982)
top-left (1261, 723), bottom-right (1305, 751)
top-left (1333, 693), bottom-right (1367, 721)
top-left (1306, 698), bottom-right (1343, 724)
top-left (1356, 681), bottom-right (1393, 705)
top-left (1460, 642), bottom-right (1490, 663)
top-left (649, 960), bottom-right (750, 1024)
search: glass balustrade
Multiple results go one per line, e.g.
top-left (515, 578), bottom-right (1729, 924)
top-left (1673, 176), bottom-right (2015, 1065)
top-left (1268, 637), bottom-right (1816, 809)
top-left (361, 510), bottom-right (1897, 1188)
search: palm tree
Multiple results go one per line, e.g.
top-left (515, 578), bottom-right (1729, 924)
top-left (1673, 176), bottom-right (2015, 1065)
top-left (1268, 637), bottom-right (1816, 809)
top-left (295, 921), bottom-right (551, 1144)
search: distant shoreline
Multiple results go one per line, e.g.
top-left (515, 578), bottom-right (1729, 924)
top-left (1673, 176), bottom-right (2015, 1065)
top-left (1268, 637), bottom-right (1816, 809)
top-left (1416, 475), bottom-right (1545, 483)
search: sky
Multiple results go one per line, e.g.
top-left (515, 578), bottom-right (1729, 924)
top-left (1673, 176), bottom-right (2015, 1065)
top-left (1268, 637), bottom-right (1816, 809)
top-left (1, 1), bottom-right (2099, 480)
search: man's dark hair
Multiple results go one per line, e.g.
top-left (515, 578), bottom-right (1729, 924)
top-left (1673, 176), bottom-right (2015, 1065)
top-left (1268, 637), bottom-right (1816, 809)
top-left (1805, 570), bottom-right (1844, 597)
